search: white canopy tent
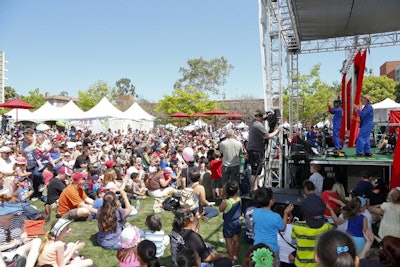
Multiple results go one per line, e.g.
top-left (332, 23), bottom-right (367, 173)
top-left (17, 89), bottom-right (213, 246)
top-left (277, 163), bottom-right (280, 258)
top-left (30, 102), bottom-right (65, 122)
top-left (58, 100), bottom-right (86, 119)
top-left (193, 119), bottom-right (207, 128)
top-left (372, 98), bottom-right (400, 123)
top-left (6, 108), bottom-right (35, 122)
top-left (123, 102), bottom-right (156, 131)
top-left (83, 97), bottom-right (126, 119)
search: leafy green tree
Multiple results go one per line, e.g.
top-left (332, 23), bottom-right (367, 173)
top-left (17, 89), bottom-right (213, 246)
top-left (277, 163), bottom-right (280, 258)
top-left (395, 83), bottom-right (400, 103)
top-left (114, 78), bottom-right (136, 97)
top-left (77, 80), bottom-right (113, 111)
top-left (22, 88), bottom-right (45, 110)
top-left (361, 75), bottom-right (398, 102)
top-left (157, 85), bottom-right (217, 115)
top-left (174, 57), bottom-right (233, 98)
top-left (284, 64), bottom-right (335, 125)
top-left (4, 86), bottom-right (19, 101)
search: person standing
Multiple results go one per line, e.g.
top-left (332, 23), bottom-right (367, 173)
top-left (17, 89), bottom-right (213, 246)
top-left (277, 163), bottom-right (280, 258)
top-left (247, 109), bottom-right (282, 191)
top-left (328, 99), bottom-right (343, 150)
top-left (219, 129), bottom-right (244, 185)
top-left (354, 94), bottom-right (374, 157)
top-left (308, 164), bottom-right (324, 196)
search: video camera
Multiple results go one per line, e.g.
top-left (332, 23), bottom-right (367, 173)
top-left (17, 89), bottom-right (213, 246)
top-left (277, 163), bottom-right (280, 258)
top-left (264, 109), bottom-right (281, 133)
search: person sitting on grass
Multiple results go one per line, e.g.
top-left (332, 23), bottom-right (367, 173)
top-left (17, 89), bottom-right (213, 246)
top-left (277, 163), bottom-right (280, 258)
top-left (117, 226), bottom-right (142, 267)
top-left (139, 214), bottom-right (170, 258)
top-left (137, 240), bottom-right (160, 267)
top-left (57, 171), bottom-right (97, 221)
top-left (242, 243), bottom-right (276, 267)
top-left (131, 172), bottom-right (147, 199)
top-left (97, 190), bottom-right (132, 250)
top-left (37, 218), bottom-right (94, 267)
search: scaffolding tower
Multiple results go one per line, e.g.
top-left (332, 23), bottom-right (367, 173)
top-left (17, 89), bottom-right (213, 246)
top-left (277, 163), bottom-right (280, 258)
top-left (258, 0), bottom-right (400, 188)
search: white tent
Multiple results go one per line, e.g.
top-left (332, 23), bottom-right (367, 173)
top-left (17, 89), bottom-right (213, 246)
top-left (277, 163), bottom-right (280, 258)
top-left (6, 108), bottom-right (35, 122)
top-left (193, 119), bottom-right (207, 128)
top-left (372, 98), bottom-right (400, 123)
top-left (123, 102), bottom-right (156, 131)
top-left (30, 102), bottom-right (65, 122)
top-left (58, 100), bottom-right (86, 120)
top-left (83, 97), bottom-right (126, 119)
top-left (235, 122), bottom-right (248, 129)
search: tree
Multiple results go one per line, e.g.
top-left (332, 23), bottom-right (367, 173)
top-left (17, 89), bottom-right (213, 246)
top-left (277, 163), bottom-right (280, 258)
top-left (22, 88), bottom-right (45, 110)
top-left (157, 85), bottom-right (217, 115)
top-left (361, 75), bottom-right (398, 102)
top-left (77, 80), bottom-right (113, 111)
top-left (113, 78), bottom-right (137, 98)
top-left (284, 64), bottom-right (336, 125)
top-left (174, 57), bottom-right (233, 98)
top-left (4, 86), bottom-right (19, 101)
top-left (60, 91), bottom-right (69, 97)
top-left (395, 83), bottom-right (400, 103)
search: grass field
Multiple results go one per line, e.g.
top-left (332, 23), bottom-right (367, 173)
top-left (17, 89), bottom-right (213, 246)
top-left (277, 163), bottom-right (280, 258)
top-left (39, 198), bottom-right (252, 266)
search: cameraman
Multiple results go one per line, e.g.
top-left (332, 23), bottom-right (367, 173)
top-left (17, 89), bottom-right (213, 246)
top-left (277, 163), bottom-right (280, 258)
top-left (247, 109), bottom-right (282, 192)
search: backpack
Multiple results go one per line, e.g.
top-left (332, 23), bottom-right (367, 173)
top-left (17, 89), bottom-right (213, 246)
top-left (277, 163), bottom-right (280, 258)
top-left (244, 206), bottom-right (256, 244)
top-left (179, 187), bottom-right (199, 211)
top-left (162, 196), bottom-right (180, 211)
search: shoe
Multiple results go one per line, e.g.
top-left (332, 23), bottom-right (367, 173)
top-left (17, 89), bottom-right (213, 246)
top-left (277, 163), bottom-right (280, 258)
top-left (354, 154), bottom-right (364, 157)
top-left (38, 184), bottom-right (45, 192)
top-left (31, 197), bottom-right (39, 202)
top-left (364, 153), bottom-right (373, 157)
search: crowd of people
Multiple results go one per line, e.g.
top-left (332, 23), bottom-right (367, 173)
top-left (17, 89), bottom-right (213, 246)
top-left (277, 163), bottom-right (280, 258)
top-left (0, 106), bottom-right (399, 267)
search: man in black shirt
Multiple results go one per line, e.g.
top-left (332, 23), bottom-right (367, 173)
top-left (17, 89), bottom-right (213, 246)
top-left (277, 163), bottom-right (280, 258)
top-left (73, 148), bottom-right (91, 170)
top-left (45, 166), bottom-right (72, 215)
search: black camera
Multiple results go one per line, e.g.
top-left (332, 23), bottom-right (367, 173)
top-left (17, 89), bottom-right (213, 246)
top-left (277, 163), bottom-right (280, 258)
top-left (265, 109), bottom-right (281, 133)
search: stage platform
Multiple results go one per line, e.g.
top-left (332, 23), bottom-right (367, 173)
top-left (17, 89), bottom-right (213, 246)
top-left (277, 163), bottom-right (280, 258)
top-left (287, 147), bottom-right (393, 192)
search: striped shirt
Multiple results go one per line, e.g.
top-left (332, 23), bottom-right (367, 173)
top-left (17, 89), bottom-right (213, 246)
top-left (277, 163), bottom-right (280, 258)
top-left (140, 229), bottom-right (169, 257)
top-left (291, 221), bottom-right (332, 267)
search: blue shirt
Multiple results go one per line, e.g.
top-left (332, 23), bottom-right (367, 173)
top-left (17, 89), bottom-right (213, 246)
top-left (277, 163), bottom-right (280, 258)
top-left (253, 208), bottom-right (284, 252)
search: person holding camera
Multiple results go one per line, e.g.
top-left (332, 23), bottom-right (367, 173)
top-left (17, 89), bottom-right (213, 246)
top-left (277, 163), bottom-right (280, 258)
top-left (248, 109), bottom-right (282, 192)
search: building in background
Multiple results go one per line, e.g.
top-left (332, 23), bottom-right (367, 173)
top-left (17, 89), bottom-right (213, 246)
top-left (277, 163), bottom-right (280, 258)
top-left (45, 92), bottom-right (78, 107)
top-left (380, 61), bottom-right (400, 80)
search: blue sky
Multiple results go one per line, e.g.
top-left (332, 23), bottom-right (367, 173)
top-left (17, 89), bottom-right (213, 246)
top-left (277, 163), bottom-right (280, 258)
top-left (1, 0), bottom-right (398, 102)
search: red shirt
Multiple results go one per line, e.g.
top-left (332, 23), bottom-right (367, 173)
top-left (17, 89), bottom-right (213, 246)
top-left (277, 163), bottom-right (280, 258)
top-left (320, 190), bottom-right (341, 217)
top-left (209, 159), bottom-right (222, 180)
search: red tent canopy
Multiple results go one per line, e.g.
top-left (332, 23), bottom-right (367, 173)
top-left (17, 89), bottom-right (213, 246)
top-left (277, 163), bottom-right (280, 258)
top-left (225, 112), bottom-right (244, 119)
top-left (170, 111), bottom-right (190, 118)
top-left (204, 109), bottom-right (227, 115)
top-left (0, 98), bottom-right (34, 109)
top-left (191, 112), bottom-right (207, 118)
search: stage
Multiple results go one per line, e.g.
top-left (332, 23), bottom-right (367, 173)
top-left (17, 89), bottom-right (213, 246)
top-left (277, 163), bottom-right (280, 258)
top-left (286, 147), bottom-right (393, 192)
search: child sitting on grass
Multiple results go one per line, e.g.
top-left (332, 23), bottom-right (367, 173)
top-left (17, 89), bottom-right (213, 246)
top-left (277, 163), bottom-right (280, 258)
top-left (131, 172), bottom-right (147, 199)
top-left (117, 226), bottom-right (141, 267)
top-left (139, 214), bottom-right (170, 258)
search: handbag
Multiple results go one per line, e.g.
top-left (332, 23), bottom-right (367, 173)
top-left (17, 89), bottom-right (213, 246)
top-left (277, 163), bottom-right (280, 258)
top-left (179, 188), bottom-right (199, 211)
top-left (4, 254), bottom-right (26, 267)
top-left (162, 196), bottom-right (180, 211)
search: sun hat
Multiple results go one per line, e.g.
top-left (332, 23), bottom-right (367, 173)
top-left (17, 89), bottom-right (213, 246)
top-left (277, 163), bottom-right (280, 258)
top-left (15, 157), bottom-right (27, 165)
top-left (72, 171), bottom-right (88, 181)
top-left (164, 167), bottom-right (173, 174)
top-left (301, 194), bottom-right (326, 228)
top-left (0, 146), bottom-right (12, 153)
top-left (361, 94), bottom-right (372, 102)
top-left (50, 218), bottom-right (73, 238)
top-left (119, 226), bottom-right (141, 249)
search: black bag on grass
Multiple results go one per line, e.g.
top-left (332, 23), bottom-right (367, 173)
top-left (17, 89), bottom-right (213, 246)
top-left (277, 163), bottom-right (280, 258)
top-left (162, 196), bottom-right (180, 211)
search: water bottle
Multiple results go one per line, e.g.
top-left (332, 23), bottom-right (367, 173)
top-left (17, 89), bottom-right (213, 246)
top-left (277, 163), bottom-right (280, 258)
top-left (136, 199), bottom-right (140, 210)
top-left (239, 154), bottom-right (245, 174)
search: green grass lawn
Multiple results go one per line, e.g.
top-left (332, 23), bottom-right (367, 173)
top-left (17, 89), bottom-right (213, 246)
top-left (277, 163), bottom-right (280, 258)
top-left (39, 198), bottom-right (252, 266)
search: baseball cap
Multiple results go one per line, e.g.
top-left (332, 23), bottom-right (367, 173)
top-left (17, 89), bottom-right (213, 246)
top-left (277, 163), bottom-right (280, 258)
top-left (17, 177), bottom-right (27, 182)
top-left (91, 174), bottom-right (100, 181)
top-left (105, 160), bottom-right (116, 168)
top-left (58, 166), bottom-right (73, 176)
top-left (72, 171), bottom-right (88, 181)
top-left (301, 194), bottom-right (326, 228)
top-left (96, 187), bottom-right (109, 194)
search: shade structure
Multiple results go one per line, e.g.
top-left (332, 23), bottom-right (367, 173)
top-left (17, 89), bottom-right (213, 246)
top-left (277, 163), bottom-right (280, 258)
top-left (204, 109), bottom-right (227, 115)
top-left (224, 112), bottom-right (244, 119)
top-left (170, 111), bottom-right (190, 118)
top-left (191, 112), bottom-right (207, 118)
top-left (0, 98), bottom-right (35, 123)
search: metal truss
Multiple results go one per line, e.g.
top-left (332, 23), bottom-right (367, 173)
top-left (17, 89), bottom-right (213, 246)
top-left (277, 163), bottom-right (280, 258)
top-left (258, 0), bottom-right (400, 188)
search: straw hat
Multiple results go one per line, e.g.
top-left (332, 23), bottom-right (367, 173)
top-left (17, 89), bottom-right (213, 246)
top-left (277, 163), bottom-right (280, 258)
top-left (361, 94), bottom-right (372, 102)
